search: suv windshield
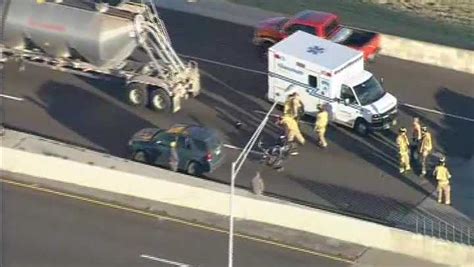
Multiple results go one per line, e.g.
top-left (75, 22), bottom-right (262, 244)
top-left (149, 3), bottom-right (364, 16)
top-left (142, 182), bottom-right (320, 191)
top-left (206, 135), bottom-right (222, 150)
top-left (353, 76), bottom-right (386, 106)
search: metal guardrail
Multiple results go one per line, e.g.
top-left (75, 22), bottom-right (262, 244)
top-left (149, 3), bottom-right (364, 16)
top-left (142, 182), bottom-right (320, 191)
top-left (413, 212), bottom-right (473, 246)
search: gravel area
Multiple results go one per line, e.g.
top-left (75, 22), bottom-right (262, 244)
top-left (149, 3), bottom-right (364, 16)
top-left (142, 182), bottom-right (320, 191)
top-left (363, 0), bottom-right (473, 27)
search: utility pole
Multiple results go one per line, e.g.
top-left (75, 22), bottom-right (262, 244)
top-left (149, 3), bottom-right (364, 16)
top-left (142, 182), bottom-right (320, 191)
top-left (227, 101), bottom-right (278, 267)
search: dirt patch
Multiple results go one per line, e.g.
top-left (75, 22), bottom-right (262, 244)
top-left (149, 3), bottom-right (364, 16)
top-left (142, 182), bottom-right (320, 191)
top-left (362, 0), bottom-right (473, 27)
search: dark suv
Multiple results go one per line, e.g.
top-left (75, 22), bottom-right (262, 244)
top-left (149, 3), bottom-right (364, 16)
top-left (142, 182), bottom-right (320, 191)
top-left (128, 124), bottom-right (225, 175)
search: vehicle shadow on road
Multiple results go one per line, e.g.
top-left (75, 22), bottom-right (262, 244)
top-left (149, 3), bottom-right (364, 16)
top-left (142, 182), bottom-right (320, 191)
top-left (397, 87), bottom-right (474, 182)
top-left (433, 87), bottom-right (474, 219)
top-left (158, 8), bottom-right (267, 76)
top-left (193, 66), bottom-right (281, 147)
top-left (25, 81), bottom-right (155, 157)
top-left (314, 123), bottom-right (434, 198)
top-left (431, 87), bottom-right (472, 159)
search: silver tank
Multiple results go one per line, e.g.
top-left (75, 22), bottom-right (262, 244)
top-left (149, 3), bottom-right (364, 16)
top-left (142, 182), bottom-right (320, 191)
top-left (2, 0), bottom-right (142, 69)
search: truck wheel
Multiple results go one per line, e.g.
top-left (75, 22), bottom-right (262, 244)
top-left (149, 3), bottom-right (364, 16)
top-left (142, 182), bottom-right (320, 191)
top-left (149, 88), bottom-right (172, 113)
top-left (186, 161), bottom-right (203, 176)
top-left (354, 119), bottom-right (370, 136)
top-left (127, 83), bottom-right (147, 107)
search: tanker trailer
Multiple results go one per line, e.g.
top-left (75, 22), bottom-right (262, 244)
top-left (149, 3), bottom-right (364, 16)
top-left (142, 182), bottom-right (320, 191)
top-left (0, 0), bottom-right (200, 113)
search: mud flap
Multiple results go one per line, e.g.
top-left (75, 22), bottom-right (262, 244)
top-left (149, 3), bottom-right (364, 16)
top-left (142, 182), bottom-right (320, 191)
top-left (172, 95), bottom-right (181, 113)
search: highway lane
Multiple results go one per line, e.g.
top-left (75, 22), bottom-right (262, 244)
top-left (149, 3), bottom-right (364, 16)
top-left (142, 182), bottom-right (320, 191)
top-left (156, 8), bottom-right (474, 158)
top-left (2, 8), bottom-right (474, 223)
top-left (0, 182), bottom-right (350, 267)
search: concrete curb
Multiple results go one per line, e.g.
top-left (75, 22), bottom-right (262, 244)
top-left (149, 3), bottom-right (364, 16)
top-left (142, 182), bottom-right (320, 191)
top-left (1, 130), bottom-right (473, 266)
top-left (381, 34), bottom-right (474, 74)
top-left (156, 0), bottom-right (474, 74)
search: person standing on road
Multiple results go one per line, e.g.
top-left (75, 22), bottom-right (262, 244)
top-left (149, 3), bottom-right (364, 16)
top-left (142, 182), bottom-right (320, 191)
top-left (314, 104), bottom-right (329, 148)
top-left (411, 117), bottom-right (422, 161)
top-left (169, 141), bottom-right (179, 172)
top-left (277, 115), bottom-right (305, 155)
top-left (284, 93), bottom-right (304, 122)
top-left (433, 157), bottom-right (452, 205)
top-left (396, 127), bottom-right (411, 173)
top-left (251, 171), bottom-right (264, 195)
top-left (419, 126), bottom-right (433, 176)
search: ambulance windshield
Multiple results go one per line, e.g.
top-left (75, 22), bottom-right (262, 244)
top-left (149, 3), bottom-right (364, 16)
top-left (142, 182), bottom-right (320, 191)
top-left (353, 76), bottom-right (385, 106)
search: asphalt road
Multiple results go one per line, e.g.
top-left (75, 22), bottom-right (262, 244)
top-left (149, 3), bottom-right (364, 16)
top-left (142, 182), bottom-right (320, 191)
top-left (0, 182), bottom-right (350, 267)
top-left (2, 8), bottom-right (474, 223)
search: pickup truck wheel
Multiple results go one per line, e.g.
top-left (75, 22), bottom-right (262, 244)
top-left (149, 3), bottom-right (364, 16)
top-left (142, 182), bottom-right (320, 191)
top-left (132, 150), bottom-right (149, 163)
top-left (258, 41), bottom-right (273, 61)
top-left (354, 119), bottom-right (370, 136)
top-left (367, 54), bottom-right (376, 63)
top-left (127, 83), bottom-right (147, 107)
top-left (186, 161), bottom-right (203, 176)
top-left (149, 88), bottom-right (172, 113)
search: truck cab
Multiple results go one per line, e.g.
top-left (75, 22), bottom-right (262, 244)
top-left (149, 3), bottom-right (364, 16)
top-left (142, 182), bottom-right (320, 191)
top-left (254, 10), bottom-right (381, 61)
top-left (267, 31), bottom-right (397, 135)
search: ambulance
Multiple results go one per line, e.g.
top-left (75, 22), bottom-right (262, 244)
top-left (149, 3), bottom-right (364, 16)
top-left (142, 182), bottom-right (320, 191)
top-left (268, 31), bottom-right (398, 135)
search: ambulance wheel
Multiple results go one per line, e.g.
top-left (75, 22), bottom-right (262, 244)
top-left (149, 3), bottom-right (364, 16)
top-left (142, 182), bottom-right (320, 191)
top-left (354, 119), bottom-right (370, 136)
top-left (127, 83), bottom-right (147, 107)
top-left (149, 88), bottom-right (172, 113)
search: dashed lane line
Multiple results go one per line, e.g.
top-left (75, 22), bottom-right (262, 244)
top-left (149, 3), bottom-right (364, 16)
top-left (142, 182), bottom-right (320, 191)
top-left (140, 254), bottom-right (191, 267)
top-left (178, 53), bottom-right (267, 75)
top-left (401, 103), bottom-right (474, 123)
top-left (223, 143), bottom-right (263, 155)
top-left (0, 94), bottom-right (24, 101)
top-left (179, 54), bottom-right (474, 123)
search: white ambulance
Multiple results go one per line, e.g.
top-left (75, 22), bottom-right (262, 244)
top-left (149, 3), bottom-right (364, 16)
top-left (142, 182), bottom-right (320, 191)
top-left (268, 31), bottom-right (398, 135)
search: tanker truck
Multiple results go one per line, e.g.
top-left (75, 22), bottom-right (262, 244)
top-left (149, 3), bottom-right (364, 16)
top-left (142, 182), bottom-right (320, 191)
top-left (0, 0), bottom-right (200, 113)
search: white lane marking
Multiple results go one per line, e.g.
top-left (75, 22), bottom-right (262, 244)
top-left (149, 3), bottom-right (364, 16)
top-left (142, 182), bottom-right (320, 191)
top-left (0, 94), bottom-right (24, 101)
top-left (179, 54), bottom-right (473, 123)
top-left (401, 103), bottom-right (474, 123)
top-left (140, 254), bottom-right (191, 267)
top-left (253, 110), bottom-right (315, 126)
top-left (178, 53), bottom-right (267, 75)
top-left (223, 143), bottom-right (263, 155)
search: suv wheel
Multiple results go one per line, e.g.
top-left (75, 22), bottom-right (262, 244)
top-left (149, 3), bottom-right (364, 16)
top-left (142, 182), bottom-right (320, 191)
top-left (186, 161), bottom-right (202, 176)
top-left (133, 151), bottom-right (148, 163)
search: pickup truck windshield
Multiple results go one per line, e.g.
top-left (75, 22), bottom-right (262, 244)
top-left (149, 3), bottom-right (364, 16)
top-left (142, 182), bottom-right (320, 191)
top-left (353, 76), bottom-right (385, 106)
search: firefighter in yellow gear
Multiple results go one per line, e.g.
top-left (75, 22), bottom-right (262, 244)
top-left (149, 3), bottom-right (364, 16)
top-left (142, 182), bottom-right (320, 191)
top-left (283, 93), bottom-right (304, 121)
top-left (419, 126), bottom-right (433, 176)
top-left (278, 115), bottom-right (305, 155)
top-left (433, 157), bottom-right (451, 205)
top-left (396, 127), bottom-right (411, 173)
top-left (314, 104), bottom-right (329, 148)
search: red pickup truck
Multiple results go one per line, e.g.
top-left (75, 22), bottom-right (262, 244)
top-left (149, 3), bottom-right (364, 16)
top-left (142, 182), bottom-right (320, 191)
top-left (253, 10), bottom-right (381, 61)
